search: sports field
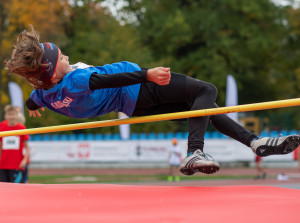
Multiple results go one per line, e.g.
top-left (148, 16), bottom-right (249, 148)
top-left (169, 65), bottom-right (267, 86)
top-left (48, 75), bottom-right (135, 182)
top-left (27, 167), bottom-right (300, 188)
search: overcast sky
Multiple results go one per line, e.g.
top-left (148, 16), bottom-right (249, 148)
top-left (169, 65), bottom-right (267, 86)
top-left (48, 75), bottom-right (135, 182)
top-left (273, 0), bottom-right (300, 7)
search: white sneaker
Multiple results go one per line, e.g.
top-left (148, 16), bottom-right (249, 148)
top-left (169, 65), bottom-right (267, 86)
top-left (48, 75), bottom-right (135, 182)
top-left (251, 135), bottom-right (300, 157)
top-left (179, 150), bottom-right (220, 175)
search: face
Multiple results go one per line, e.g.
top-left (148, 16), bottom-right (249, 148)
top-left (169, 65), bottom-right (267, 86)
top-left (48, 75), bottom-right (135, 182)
top-left (51, 49), bottom-right (73, 83)
top-left (5, 110), bottom-right (18, 126)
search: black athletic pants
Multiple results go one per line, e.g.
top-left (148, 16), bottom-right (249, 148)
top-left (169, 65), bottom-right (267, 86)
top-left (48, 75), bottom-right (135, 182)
top-left (0, 169), bottom-right (25, 183)
top-left (132, 72), bottom-right (257, 154)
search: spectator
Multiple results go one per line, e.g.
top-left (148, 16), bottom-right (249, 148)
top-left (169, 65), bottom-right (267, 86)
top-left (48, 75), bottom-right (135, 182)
top-left (14, 107), bottom-right (30, 183)
top-left (168, 138), bottom-right (182, 182)
top-left (0, 105), bottom-right (30, 183)
top-left (298, 146), bottom-right (300, 172)
top-left (254, 155), bottom-right (266, 179)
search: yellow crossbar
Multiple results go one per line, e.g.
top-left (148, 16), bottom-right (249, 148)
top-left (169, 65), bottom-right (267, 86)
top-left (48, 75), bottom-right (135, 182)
top-left (0, 98), bottom-right (300, 137)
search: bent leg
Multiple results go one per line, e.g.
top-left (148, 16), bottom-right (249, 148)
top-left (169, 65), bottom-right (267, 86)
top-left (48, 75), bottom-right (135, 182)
top-left (209, 103), bottom-right (257, 147)
top-left (184, 77), bottom-right (218, 153)
top-left (134, 74), bottom-right (218, 153)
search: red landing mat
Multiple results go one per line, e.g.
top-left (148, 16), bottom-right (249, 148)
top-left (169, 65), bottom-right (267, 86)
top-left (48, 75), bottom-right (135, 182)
top-left (0, 183), bottom-right (299, 223)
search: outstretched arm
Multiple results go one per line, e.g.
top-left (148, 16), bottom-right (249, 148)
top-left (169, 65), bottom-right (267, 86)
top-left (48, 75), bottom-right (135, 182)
top-left (19, 140), bottom-right (29, 169)
top-left (25, 66), bottom-right (172, 116)
top-left (89, 67), bottom-right (171, 90)
top-left (25, 69), bottom-right (149, 116)
top-left (146, 67), bottom-right (171, 85)
top-left (29, 107), bottom-right (45, 117)
top-left (25, 98), bottom-right (44, 117)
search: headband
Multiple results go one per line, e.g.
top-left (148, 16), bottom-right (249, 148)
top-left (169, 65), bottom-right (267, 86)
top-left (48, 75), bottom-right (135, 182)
top-left (39, 42), bottom-right (59, 84)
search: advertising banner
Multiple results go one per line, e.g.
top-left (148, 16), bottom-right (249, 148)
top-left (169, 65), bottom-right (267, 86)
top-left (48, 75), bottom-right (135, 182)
top-left (29, 139), bottom-right (294, 163)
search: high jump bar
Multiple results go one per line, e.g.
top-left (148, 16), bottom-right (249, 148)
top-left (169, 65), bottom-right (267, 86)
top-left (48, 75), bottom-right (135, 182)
top-left (0, 98), bottom-right (300, 137)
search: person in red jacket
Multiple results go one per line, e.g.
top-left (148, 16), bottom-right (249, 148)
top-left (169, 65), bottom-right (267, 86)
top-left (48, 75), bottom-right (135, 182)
top-left (0, 105), bottom-right (30, 183)
top-left (254, 155), bottom-right (266, 179)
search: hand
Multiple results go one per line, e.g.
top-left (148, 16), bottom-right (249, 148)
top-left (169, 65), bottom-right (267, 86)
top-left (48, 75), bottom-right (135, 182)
top-left (146, 67), bottom-right (171, 85)
top-left (19, 159), bottom-right (27, 169)
top-left (29, 107), bottom-right (45, 117)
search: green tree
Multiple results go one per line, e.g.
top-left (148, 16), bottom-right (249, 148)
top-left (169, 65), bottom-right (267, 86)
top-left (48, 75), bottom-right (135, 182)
top-left (2, 0), bottom-right (176, 134)
top-left (3, 0), bottom-right (300, 133)
top-left (268, 4), bottom-right (300, 129)
top-left (122, 0), bottom-right (289, 104)
top-left (52, 0), bottom-right (178, 134)
top-left (0, 0), bottom-right (10, 120)
top-left (117, 0), bottom-right (300, 130)
top-left (0, 0), bottom-right (69, 121)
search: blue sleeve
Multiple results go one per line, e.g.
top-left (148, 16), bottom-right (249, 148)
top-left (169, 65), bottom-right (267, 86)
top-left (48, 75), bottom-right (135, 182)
top-left (120, 61), bottom-right (141, 72)
top-left (30, 90), bottom-right (45, 108)
top-left (60, 69), bottom-right (93, 97)
top-left (101, 61), bottom-right (141, 74)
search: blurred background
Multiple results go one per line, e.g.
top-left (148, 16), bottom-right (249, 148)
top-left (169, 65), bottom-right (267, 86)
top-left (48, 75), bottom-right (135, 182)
top-left (2, 0), bottom-right (300, 132)
top-left (1, 0), bottom-right (300, 184)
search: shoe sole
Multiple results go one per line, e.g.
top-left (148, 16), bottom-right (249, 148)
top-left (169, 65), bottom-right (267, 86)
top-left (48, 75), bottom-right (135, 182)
top-left (180, 165), bottom-right (220, 175)
top-left (256, 135), bottom-right (300, 157)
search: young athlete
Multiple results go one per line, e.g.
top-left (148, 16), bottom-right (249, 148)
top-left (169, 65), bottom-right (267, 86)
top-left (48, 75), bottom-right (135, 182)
top-left (254, 155), bottom-right (267, 179)
top-left (4, 26), bottom-right (300, 175)
top-left (168, 138), bottom-right (182, 182)
top-left (0, 105), bottom-right (30, 183)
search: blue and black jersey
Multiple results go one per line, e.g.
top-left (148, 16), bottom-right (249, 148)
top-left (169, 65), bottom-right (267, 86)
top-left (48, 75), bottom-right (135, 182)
top-left (26, 61), bottom-right (148, 118)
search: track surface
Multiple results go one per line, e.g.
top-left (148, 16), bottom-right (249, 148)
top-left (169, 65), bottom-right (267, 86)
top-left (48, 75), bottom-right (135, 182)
top-left (29, 167), bottom-right (300, 187)
top-left (29, 167), bottom-right (300, 176)
top-left (0, 183), bottom-right (300, 223)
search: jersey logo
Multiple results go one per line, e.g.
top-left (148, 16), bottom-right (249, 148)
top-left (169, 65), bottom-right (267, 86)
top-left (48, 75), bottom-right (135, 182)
top-left (51, 96), bottom-right (73, 109)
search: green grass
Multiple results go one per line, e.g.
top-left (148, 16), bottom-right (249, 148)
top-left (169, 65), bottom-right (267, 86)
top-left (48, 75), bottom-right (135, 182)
top-left (28, 174), bottom-right (255, 184)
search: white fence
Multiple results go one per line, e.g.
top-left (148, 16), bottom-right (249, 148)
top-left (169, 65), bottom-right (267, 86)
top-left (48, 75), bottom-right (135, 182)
top-left (29, 139), bottom-right (295, 163)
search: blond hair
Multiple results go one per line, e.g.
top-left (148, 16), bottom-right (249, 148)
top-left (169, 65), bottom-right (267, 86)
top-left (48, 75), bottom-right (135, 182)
top-left (4, 105), bottom-right (18, 114)
top-left (4, 105), bottom-right (26, 124)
